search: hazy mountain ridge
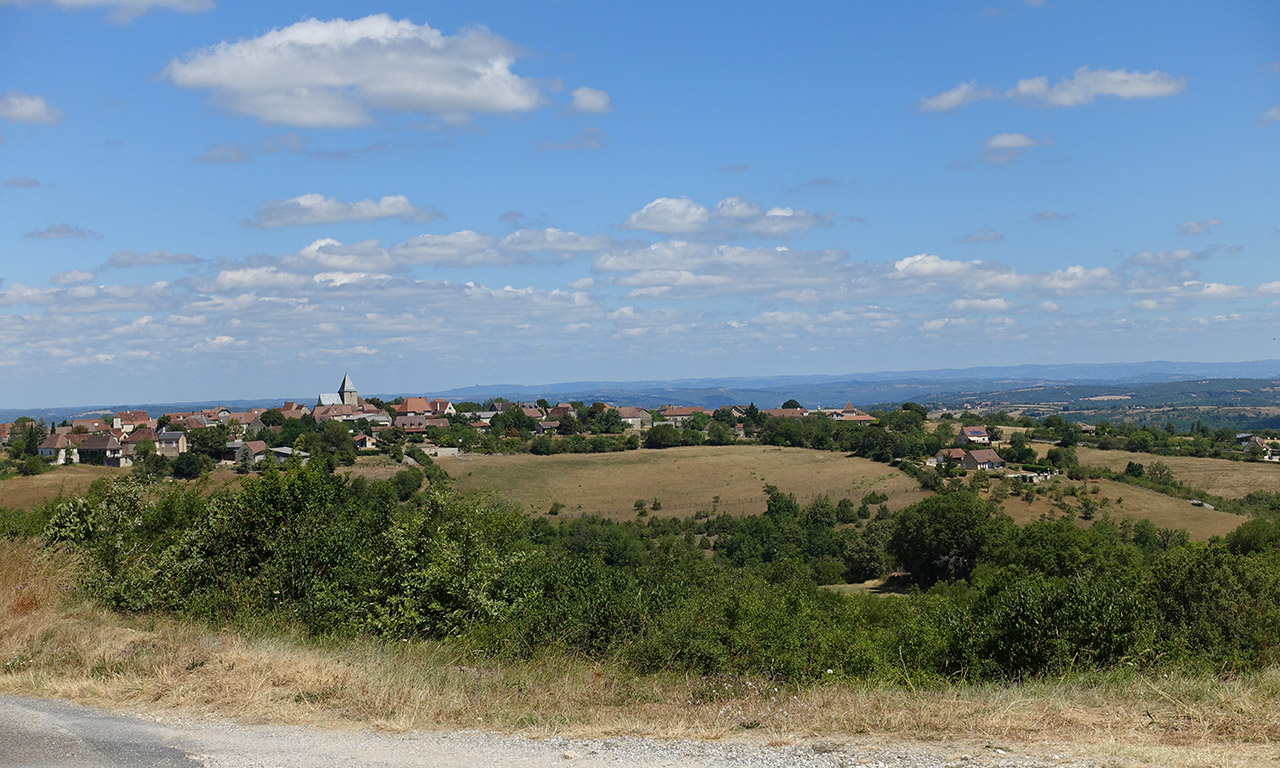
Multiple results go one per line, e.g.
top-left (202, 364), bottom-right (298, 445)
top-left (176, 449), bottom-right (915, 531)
top-left (5, 360), bottom-right (1279, 424)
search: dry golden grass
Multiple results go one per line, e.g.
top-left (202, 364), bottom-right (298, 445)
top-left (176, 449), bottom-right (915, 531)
top-left (3, 539), bottom-right (1279, 766)
top-left (998, 477), bottom-right (1245, 540)
top-left (1076, 447), bottom-right (1280, 499)
top-left (433, 446), bottom-right (930, 520)
top-left (0, 465), bottom-right (126, 511)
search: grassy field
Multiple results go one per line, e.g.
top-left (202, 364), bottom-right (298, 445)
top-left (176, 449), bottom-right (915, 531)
top-left (433, 446), bottom-right (931, 519)
top-left (2, 538), bottom-right (1277, 767)
top-left (996, 476), bottom-right (1244, 540)
top-left (0, 465), bottom-right (126, 511)
top-left (1075, 446), bottom-right (1280, 498)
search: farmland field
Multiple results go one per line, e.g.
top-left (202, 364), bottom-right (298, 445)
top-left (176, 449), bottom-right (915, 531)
top-left (1075, 446), bottom-right (1280, 498)
top-left (0, 465), bottom-right (125, 511)
top-left (434, 445), bottom-right (930, 519)
top-left (997, 476), bottom-right (1244, 540)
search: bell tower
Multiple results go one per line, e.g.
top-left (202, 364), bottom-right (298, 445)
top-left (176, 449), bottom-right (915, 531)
top-left (338, 373), bottom-right (357, 407)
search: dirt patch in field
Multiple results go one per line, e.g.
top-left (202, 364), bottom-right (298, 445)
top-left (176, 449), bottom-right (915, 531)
top-left (435, 446), bottom-right (929, 519)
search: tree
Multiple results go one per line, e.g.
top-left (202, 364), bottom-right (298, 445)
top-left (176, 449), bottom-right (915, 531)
top-left (888, 492), bottom-right (1007, 585)
top-left (171, 451), bottom-right (210, 480)
top-left (259, 408), bottom-right (285, 427)
top-left (594, 408), bottom-right (625, 434)
top-left (781, 399), bottom-right (803, 410)
top-left (644, 424), bottom-right (682, 449)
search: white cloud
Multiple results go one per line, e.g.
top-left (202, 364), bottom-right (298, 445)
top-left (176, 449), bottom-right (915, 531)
top-left (1038, 265), bottom-right (1114, 295)
top-left (920, 67), bottom-right (1185, 113)
top-left (1032, 210), bottom-right (1069, 222)
top-left (1128, 247), bottom-right (1209, 269)
top-left (920, 317), bottom-right (968, 332)
top-left (1259, 106), bottom-right (1280, 126)
top-left (249, 193), bottom-right (440, 228)
top-left (981, 132), bottom-right (1041, 164)
top-left (390, 231), bottom-right (506, 266)
top-left (164, 15), bottom-right (548, 127)
top-left (893, 253), bottom-right (975, 279)
top-left (918, 80), bottom-right (994, 112)
top-left (499, 228), bottom-right (612, 253)
top-left (1038, 301), bottom-right (1059, 312)
top-left (622, 195), bottom-right (828, 237)
top-left (962, 229), bottom-right (1002, 243)
top-left (622, 197), bottom-right (712, 234)
top-left (51, 269), bottom-right (95, 285)
top-left (569, 86), bottom-right (611, 113)
top-left (211, 266), bottom-right (309, 291)
top-left (1176, 218), bottom-right (1220, 236)
top-left (0, 91), bottom-right (62, 123)
top-left (1007, 66), bottom-right (1185, 107)
top-left (949, 297), bottom-right (1012, 312)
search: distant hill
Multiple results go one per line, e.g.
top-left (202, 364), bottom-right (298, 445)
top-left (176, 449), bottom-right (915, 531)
top-left (4, 359), bottom-right (1279, 425)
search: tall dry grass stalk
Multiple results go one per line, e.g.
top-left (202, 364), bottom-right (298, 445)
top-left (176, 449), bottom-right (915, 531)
top-left (2, 538), bottom-right (1278, 766)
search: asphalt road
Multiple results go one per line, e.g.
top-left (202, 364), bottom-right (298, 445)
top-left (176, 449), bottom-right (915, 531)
top-left (0, 695), bottom-right (1103, 768)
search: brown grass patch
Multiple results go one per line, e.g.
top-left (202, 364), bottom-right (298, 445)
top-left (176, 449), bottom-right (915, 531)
top-left (2, 539), bottom-right (1279, 766)
top-left (0, 465), bottom-right (126, 511)
top-left (433, 445), bottom-right (929, 520)
top-left (1076, 447), bottom-right (1280, 499)
top-left (997, 477), bottom-right (1245, 540)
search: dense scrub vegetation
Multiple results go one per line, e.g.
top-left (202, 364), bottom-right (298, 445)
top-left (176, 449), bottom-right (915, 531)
top-left (18, 463), bottom-right (1280, 684)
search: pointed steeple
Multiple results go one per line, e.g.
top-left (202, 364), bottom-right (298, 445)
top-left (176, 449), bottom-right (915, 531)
top-left (338, 373), bottom-right (357, 406)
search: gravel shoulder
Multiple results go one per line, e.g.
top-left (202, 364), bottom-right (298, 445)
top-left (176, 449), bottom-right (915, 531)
top-left (0, 695), bottom-right (1103, 768)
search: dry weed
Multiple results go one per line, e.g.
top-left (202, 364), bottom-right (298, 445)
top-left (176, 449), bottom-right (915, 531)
top-left (2, 539), bottom-right (1279, 767)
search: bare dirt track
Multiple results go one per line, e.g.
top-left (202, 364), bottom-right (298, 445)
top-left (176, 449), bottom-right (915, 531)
top-left (0, 695), bottom-right (1149, 768)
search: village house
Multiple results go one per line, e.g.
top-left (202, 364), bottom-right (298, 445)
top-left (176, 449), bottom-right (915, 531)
top-left (155, 430), bottom-right (188, 457)
top-left (961, 449), bottom-right (1006, 471)
top-left (77, 434), bottom-right (126, 467)
top-left (616, 406), bottom-right (653, 430)
top-left (394, 397), bottom-right (455, 417)
top-left (927, 447), bottom-right (968, 467)
top-left (761, 408), bottom-right (807, 419)
top-left (957, 426), bottom-right (990, 446)
top-left (659, 406), bottom-right (706, 427)
top-left (37, 433), bottom-right (78, 465)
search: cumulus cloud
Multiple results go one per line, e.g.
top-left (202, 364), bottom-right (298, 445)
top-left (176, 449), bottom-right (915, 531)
top-left (0, 91), bottom-right (62, 123)
top-left (1177, 218), bottom-right (1220, 235)
top-left (920, 67), bottom-right (1184, 113)
top-left (569, 86), bottom-right (611, 113)
top-left (622, 197), bottom-right (712, 234)
top-left (1037, 265), bottom-right (1114, 295)
top-left (981, 132), bottom-right (1041, 164)
top-left (498, 228), bottom-right (613, 253)
top-left (248, 193), bottom-right (441, 228)
top-left (918, 80), bottom-right (995, 112)
top-left (1128, 247), bottom-right (1210, 269)
top-left (1007, 67), bottom-right (1185, 107)
top-left (962, 229), bottom-right (1002, 243)
top-left (25, 223), bottom-right (100, 239)
top-left (622, 195), bottom-right (829, 237)
top-left (50, 269), bottom-right (95, 285)
top-left (949, 297), bottom-right (1013, 312)
top-left (164, 15), bottom-right (550, 126)
top-left (104, 250), bottom-right (202, 268)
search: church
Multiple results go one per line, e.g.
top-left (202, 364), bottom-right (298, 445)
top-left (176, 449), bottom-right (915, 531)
top-left (317, 372), bottom-right (360, 408)
top-left (313, 373), bottom-right (391, 425)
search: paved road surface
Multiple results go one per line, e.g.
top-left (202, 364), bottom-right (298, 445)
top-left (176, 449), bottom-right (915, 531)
top-left (0, 695), bottom-right (1100, 768)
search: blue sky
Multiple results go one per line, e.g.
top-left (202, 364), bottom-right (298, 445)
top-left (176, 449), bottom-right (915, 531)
top-left (1, 0), bottom-right (1277, 407)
